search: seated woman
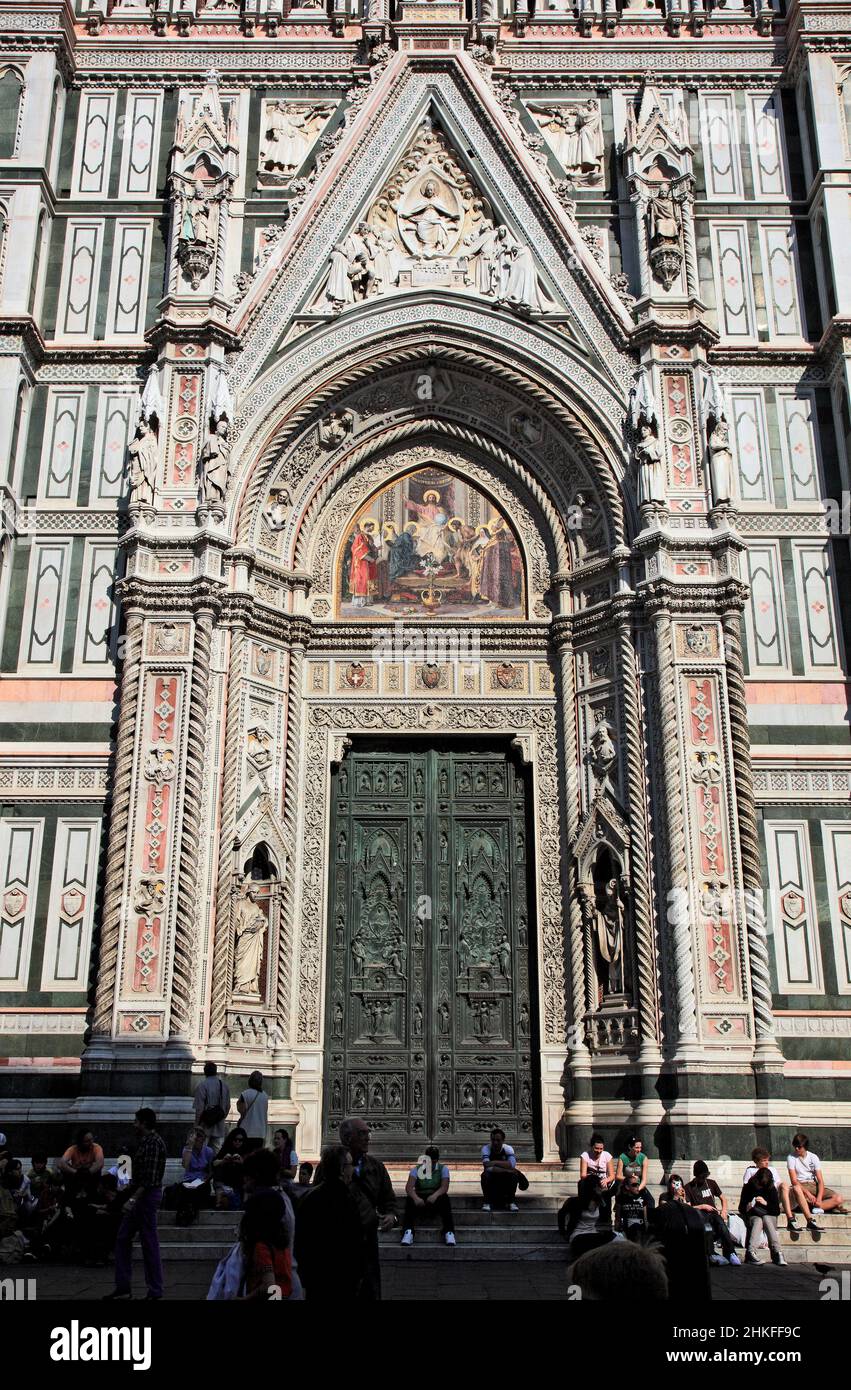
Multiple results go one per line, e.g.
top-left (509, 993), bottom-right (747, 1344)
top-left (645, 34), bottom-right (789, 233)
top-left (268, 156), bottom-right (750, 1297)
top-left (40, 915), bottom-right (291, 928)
top-left (558, 1175), bottom-right (616, 1260)
top-left (272, 1129), bottom-right (298, 1183)
top-left (167, 1127), bottom-right (214, 1226)
top-left (212, 1127), bottom-right (248, 1210)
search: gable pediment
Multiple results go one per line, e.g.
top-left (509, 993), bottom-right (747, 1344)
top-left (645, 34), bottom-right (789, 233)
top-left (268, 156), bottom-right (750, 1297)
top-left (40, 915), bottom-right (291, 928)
top-left (229, 55), bottom-right (635, 401)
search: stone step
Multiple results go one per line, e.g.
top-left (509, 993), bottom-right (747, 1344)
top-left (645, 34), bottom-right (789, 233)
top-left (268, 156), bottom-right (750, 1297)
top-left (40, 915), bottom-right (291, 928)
top-left (158, 1221), bottom-right (562, 1247)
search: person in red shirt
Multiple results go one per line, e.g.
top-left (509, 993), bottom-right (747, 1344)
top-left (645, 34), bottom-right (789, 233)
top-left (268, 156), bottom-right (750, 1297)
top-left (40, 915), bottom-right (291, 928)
top-left (240, 1191), bottom-right (292, 1300)
top-left (348, 523), bottom-right (376, 607)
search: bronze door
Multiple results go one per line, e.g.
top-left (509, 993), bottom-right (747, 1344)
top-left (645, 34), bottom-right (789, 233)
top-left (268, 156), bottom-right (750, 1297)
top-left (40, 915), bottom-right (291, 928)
top-left (323, 740), bottom-right (537, 1158)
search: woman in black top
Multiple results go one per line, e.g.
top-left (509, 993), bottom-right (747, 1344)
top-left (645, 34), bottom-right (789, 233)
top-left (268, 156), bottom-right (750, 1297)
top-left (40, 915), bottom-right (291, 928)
top-left (738, 1167), bottom-right (786, 1265)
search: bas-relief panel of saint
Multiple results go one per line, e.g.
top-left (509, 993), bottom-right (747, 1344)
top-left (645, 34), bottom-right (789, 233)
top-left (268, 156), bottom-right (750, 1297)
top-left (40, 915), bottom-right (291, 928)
top-left (337, 468), bottom-right (525, 621)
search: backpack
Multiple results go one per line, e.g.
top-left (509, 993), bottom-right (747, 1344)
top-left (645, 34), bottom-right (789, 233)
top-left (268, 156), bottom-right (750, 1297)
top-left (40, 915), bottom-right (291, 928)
top-left (206, 1241), bottom-right (245, 1300)
top-left (199, 1078), bottom-right (226, 1128)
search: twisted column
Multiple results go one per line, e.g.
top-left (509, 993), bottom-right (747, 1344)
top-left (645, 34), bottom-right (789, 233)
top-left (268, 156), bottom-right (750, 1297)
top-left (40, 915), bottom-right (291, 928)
top-left (91, 611), bottom-right (144, 1037)
top-left (553, 621), bottom-right (591, 1070)
top-left (277, 636), bottom-right (306, 1046)
top-left (209, 623), bottom-right (244, 1043)
top-left (168, 610), bottom-right (214, 1040)
top-left (653, 609), bottom-right (698, 1047)
top-left (617, 621), bottom-right (661, 1061)
top-left (722, 611), bottom-right (781, 1057)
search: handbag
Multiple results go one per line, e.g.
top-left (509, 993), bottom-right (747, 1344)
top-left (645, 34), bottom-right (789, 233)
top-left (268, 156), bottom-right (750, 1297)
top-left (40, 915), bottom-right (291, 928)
top-left (206, 1240), bottom-right (246, 1300)
top-left (200, 1079), bottom-right (226, 1129)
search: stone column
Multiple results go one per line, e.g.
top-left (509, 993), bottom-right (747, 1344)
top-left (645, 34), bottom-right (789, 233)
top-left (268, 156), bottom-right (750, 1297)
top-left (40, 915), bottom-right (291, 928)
top-left (615, 610), bottom-right (663, 1084)
top-left (721, 608), bottom-right (784, 1076)
top-left (551, 612), bottom-right (593, 1137)
top-left (208, 617), bottom-right (247, 1045)
top-left (651, 605), bottom-right (700, 1057)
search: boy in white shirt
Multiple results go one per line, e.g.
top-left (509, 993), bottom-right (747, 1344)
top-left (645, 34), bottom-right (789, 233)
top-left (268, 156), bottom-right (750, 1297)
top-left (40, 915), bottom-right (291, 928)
top-left (787, 1133), bottom-right (845, 1221)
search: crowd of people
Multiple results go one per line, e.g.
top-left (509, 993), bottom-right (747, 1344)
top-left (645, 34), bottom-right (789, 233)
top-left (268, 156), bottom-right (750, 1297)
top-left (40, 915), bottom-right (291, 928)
top-left (559, 1131), bottom-right (846, 1271)
top-left (1, 1071), bottom-right (846, 1302)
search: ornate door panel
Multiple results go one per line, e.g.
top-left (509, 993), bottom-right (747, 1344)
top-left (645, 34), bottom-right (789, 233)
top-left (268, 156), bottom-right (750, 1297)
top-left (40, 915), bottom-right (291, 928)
top-left (323, 741), bottom-right (537, 1158)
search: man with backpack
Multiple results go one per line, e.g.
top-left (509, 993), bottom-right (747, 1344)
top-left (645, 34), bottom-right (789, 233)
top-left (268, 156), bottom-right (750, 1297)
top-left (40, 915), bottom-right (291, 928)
top-left (194, 1061), bottom-right (230, 1153)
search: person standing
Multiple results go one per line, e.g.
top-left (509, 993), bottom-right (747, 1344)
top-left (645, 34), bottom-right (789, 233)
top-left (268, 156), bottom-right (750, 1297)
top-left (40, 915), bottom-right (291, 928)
top-left (314, 1117), bottom-right (397, 1299)
top-left (239, 1191), bottom-right (292, 1301)
top-left (237, 1071), bottom-right (269, 1153)
top-left (295, 1144), bottom-right (367, 1301)
top-left (104, 1108), bottom-right (166, 1301)
top-left (480, 1127), bottom-right (520, 1212)
top-left (401, 1145), bottom-right (456, 1247)
top-left (194, 1062), bottom-right (230, 1153)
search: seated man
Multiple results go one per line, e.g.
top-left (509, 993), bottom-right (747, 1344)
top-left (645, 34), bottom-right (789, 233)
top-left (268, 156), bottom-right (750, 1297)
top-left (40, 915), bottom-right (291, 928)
top-left (685, 1160), bottom-right (741, 1265)
top-left (481, 1127), bottom-right (519, 1212)
top-left (742, 1147), bottom-right (801, 1232)
top-left (401, 1145), bottom-right (456, 1247)
top-left (614, 1171), bottom-right (652, 1242)
top-left (787, 1133), bottom-right (845, 1222)
top-left (56, 1129), bottom-right (104, 1204)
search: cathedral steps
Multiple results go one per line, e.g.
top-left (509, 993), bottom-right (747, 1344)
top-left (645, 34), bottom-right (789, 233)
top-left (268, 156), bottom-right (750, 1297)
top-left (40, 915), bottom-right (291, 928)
top-left (154, 1201), bottom-right (851, 1266)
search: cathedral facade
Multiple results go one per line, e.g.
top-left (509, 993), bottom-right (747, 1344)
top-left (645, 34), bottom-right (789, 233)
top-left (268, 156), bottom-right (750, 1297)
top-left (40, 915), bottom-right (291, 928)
top-left (0, 0), bottom-right (849, 1165)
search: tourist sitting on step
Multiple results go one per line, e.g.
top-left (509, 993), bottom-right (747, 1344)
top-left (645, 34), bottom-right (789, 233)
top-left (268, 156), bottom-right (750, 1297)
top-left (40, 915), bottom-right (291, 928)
top-left (614, 1171), bottom-right (652, 1242)
top-left (614, 1137), bottom-right (654, 1210)
top-left (272, 1128), bottom-right (299, 1183)
top-left (742, 1147), bottom-right (804, 1233)
top-left (165, 1126), bottom-right (214, 1226)
top-left (481, 1127), bottom-right (522, 1212)
top-left (786, 1133), bottom-right (846, 1223)
top-left (56, 1128), bottom-right (105, 1205)
top-left (684, 1160), bottom-right (741, 1266)
top-left (559, 1175), bottom-right (617, 1260)
top-left (738, 1166), bottom-right (787, 1266)
top-left (579, 1132), bottom-right (615, 1222)
top-left (212, 1127), bottom-right (248, 1210)
top-left (401, 1144), bottom-right (456, 1247)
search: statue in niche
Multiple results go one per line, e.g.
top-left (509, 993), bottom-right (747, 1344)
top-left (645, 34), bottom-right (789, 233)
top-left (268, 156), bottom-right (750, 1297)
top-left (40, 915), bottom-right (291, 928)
top-left (232, 883), bottom-right (267, 996)
top-left (332, 1003), bottom-right (344, 1039)
top-left (634, 424), bottom-right (666, 506)
top-left (703, 368), bottom-right (733, 507)
top-left (198, 416), bottom-right (231, 510)
top-left (588, 721), bottom-right (617, 789)
top-left (180, 180), bottom-right (212, 247)
top-left (491, 932), bottom-right (512, 977)
top-left (263, 488), bottom-right (291, 532)
top-left (438, 1001), bottom-right (450, 1035)
top-left (413, 1002), bottom-right (423, 1038)
top-left (519, 1001), bottom-right (530, 1038)
top-left (579, 872), bottom-right (627, 1000)
top-left (128, 418), bottom-right (159, 510)
top-left (646, 180), bottom-right (685, 291)
top-left (351, 931), bottom-right (366, 974)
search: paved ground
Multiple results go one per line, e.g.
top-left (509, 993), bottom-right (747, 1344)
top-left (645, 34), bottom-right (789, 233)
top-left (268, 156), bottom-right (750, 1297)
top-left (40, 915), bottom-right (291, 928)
top-left (17, 1258), bottom-right (850, 1302)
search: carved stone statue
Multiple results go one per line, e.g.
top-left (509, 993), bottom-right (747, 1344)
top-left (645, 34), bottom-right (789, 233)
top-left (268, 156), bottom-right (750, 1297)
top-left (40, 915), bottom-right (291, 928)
top-left (707, 416), bottom-right (733, 507)
top-left (181, 180), bottom-right (211, 246)
top-left (528, 100), bottom-right (605, 184)
top-left (646, 181), bottom-right (684, 290)
top-left (634, 423), bottom-right (667, 506)
top-left (198, 417), bottom-right (231, 510)
top-left (580, 875), bottom-right (626, 999)
top-left (128, 418), bottom-right (158, 509)
top-left (232, 884), bottom-right (267, 996)
top-left (588, 721), bottom-right (617, 788)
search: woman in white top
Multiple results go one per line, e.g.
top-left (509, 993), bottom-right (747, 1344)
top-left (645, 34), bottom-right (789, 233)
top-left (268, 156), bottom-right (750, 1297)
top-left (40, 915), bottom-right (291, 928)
top-left (238, 1070), bottom-right (269, 1152)
top-left (580, 1134), bottom-right (615, 1190)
